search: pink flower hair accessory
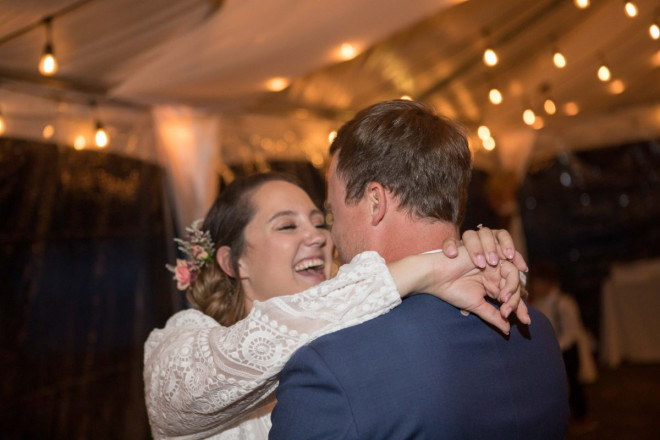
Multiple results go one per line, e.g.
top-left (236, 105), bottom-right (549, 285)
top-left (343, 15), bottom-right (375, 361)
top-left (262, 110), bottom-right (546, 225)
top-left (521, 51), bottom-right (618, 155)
top-left (166, 219), bottom-right (215, 291)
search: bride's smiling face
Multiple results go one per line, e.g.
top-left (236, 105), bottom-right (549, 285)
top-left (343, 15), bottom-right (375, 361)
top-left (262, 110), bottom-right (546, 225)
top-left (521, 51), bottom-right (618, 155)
top-left (237, 180), bottom-right (333, 305)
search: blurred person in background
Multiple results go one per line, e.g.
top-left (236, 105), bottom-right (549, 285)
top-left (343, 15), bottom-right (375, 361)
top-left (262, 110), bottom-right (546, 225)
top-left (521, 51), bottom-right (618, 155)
top-left (530, 260), bottom-right (598, 433)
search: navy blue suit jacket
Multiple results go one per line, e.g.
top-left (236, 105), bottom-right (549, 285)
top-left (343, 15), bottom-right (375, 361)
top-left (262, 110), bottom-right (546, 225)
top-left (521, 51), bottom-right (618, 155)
top-left (270, 294), bottom-right (569, 439)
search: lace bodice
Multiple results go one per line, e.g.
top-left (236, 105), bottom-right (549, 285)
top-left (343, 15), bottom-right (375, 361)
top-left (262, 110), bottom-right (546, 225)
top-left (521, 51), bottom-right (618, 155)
top-left (144, 251), bottom-right (400, 439)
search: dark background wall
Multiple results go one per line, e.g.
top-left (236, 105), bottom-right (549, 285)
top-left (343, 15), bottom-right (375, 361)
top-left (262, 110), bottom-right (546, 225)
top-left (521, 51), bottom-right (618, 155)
top-left (0, 138), bottom-right (176, 439)
top-left (518, 140), bottom-right (660, 338)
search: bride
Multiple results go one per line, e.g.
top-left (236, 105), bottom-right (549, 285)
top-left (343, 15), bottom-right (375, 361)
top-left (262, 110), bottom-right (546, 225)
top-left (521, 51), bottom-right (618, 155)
top-left (144, 172), bottom-right (527, 439)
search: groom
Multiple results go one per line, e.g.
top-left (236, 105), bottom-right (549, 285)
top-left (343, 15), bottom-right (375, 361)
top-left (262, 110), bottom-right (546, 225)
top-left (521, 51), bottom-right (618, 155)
top-left (269, 100), bottom-right (569, 439)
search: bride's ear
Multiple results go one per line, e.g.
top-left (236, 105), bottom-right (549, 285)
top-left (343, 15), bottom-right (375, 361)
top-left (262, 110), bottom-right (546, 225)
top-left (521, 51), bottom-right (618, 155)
top-left (217, 245), bottom-right (249, 280)
top-left (216, 246), bottom-right (236, 277)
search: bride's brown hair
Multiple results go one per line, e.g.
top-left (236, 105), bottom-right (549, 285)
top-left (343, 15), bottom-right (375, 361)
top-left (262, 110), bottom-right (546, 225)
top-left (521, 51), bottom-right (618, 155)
top-left (186, 172), bottom-right (302, 326)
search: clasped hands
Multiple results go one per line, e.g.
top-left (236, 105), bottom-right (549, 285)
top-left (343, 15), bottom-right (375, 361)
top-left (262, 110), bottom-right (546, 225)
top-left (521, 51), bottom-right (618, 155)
top-left (422, 227), bottom-right (529, 335)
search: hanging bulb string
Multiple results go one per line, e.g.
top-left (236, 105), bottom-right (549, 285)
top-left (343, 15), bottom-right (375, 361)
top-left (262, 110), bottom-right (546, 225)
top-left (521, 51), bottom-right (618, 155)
top-left (419, 0), bottom-right (568, 100)
top-left (44, 16), bottom-right (53, 44)
top-left (39, 17), bottom-right (58, 76)
top-left (0, 0), bottom-right (92, 47)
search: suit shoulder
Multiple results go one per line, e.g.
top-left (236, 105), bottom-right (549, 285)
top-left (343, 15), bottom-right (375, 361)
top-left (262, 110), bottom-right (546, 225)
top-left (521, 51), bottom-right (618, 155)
top-left (302, 295), bottom-right (455, 354)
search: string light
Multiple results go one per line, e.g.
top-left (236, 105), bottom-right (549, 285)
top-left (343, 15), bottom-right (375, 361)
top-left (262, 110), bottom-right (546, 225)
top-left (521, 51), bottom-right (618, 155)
top-left (624, 2), bottom-right (638, 18)
top-left (482, 136), bottom-right (496, 151)
top-left (338, 43), bottom-right (357, 60)
top-left (532, 116), bottom-right (545, 130)
top-left (89, 101), bottom-right (109, 148)
top-left (488, 87), bottom-right (503, 105)
top-left (483, 48), bottom-right (498, 66)
top-left (328, 131), bottom-right (337, 143)
top-left (650, 22), bottom-right (660, 40)
top-left (538, 82), bottom-right (556, 116)
top-left (553, 49), bottom-right (567, 69)
top-left (574, 0), bottom-right (590, 9)
top-left (477, 124), bottom-right (491, 140)
top-left (522, 108), bottom-right (536, 126)
top-left (74, 135), bottom-right (86, 150)
top-left (563, 102), bottom-right (580, 116)
top-left (608, 79), bottom-right (626, 94)
top-left (400, 95), bottom-right (413, 101)
top-left (544, 98), bottom-right (557, 115)
top-left (597, 63), bottom-right (611, 82)
top-left (95, 121), bottom-right (108, 148)
top-left (265, 77), bottom-right (290, 92)
top-left (42, 123), bottom-right (55, 139)
top-left (38, 17), bottom-right (58, 76)
top-left (0, 109), bottom-right (5, 135)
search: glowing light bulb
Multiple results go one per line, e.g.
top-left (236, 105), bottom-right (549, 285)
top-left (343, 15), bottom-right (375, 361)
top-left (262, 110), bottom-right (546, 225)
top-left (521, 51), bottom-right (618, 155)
top-left (95, 123), bottom-right (108, 148)
top-left (400, 95), bottom-right (413, 101)
top-left (608, 79), bottom-right (625, 94)
top-left (483, 48), bottom-right (498, 66)
top-left (574, 0), bottom-right (590, 9)
top-left (489, 88), bottom-right (503, 105)
top-left (39, 46), bottom-right (58, 76)
top-left (563, 102), bottom-right (580, 116)
top-left (624, 2), bottom-right (638, 18)
top-left (532, 116), bottom-right (545, 130)
top-left (477, 125), bottom-right (491, 140)
top-left (328, 131), bottom-right (337, 143)
top-left (598, 64), bottom-right (611, 82)
top-left (553, 51), bottom-right (567, 68)
top-left (522, 109), bottom-right (536, 126)
top-left (42, 124), bottom-right (55, 139)
top-left (74, 135), bottom-right (86, 150)
top-left (265, 77), bottom-right (290, 92)
top-left (483, 136), bottom-right (496, 151)
top-left (0, 115), bottom-right (5, 135)
top-left (650, 23), bottom-right (660, 40)
top-left (339, 43), bottom-right (357, 60)
top-left (544, 98), bottom-right (557, 115)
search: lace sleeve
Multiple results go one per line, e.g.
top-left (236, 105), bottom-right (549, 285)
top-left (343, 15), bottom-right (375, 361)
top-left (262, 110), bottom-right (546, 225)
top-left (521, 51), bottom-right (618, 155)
top-left (144, 251), bottom-right (400, 439)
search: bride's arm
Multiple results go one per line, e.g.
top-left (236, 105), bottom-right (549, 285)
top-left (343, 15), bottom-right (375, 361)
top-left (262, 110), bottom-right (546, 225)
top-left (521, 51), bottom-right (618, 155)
top-left (144, 251), bottom-right (402, 439)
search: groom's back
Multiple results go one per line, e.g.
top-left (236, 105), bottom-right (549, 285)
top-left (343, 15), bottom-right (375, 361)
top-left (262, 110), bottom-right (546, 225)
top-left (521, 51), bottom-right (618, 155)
top-left (270, 294), bottom-right (569, 439)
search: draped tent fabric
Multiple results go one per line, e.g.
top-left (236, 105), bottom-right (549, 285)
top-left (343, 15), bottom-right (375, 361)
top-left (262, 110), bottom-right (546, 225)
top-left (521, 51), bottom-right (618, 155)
top-left (109, 0), bottom-right (457, 105)
top-left (1, 0), bottom-right (659, 188)
top-left (0, 0), bottom-right (218, 90)
top-left (152, 106), bottom-right (220, 234)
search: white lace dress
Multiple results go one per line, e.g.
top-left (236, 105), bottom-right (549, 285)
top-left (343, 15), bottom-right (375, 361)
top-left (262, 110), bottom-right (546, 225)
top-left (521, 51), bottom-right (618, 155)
top-left (144, 251), bottom-right (401, 439)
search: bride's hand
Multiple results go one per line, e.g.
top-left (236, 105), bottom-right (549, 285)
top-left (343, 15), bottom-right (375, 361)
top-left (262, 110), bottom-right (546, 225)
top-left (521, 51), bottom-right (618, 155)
top-left (441, 226), bottom-right (529, 325)
top-left (389, 247), bottom-right (529, 334)
top-left (442, 226), bottom-right (528, 272)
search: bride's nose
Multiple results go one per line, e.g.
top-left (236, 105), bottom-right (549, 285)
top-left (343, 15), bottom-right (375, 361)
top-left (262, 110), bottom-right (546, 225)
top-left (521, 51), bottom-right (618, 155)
top-left (304, 224), bottom-right (327, 247)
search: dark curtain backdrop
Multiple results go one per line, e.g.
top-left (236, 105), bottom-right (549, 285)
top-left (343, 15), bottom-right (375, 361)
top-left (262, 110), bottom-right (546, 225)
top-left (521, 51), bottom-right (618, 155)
top-left (518, 139), bottom-right (660, 338)
top-left (0, 138), bottom-right (178, 439)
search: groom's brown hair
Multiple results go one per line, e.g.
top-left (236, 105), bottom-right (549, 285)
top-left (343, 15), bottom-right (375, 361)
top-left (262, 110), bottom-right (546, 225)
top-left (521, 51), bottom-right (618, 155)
top-left (329, 99), bottom-right (472, 225)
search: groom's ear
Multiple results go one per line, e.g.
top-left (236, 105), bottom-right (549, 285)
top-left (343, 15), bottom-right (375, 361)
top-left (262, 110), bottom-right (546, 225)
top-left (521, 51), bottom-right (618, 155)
top-left (366, 182), bottom-right (387, 227)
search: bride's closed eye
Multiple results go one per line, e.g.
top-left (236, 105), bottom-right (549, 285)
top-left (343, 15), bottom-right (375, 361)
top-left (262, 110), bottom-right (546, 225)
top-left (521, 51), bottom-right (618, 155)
top-left (277, 223), bottom-right (297, 231)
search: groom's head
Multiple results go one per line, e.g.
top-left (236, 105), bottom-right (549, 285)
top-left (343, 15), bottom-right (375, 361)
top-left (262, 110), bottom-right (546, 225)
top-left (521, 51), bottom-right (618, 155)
top-left (326, 99), bottom-right (472, 263)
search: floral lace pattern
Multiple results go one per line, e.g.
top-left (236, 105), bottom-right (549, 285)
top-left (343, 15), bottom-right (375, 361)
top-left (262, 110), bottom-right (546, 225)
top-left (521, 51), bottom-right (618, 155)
top-left (144, 251), bottom-right (400, 439)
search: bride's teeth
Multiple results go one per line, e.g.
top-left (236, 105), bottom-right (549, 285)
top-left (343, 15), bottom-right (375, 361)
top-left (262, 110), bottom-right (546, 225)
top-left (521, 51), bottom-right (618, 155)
top-left (294, 259), bottom-right (324, 272)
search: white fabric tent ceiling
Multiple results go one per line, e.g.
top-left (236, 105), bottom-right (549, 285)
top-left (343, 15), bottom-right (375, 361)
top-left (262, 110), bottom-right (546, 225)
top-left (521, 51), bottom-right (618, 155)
top-left (1, 0), bottom-right (659, 173)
